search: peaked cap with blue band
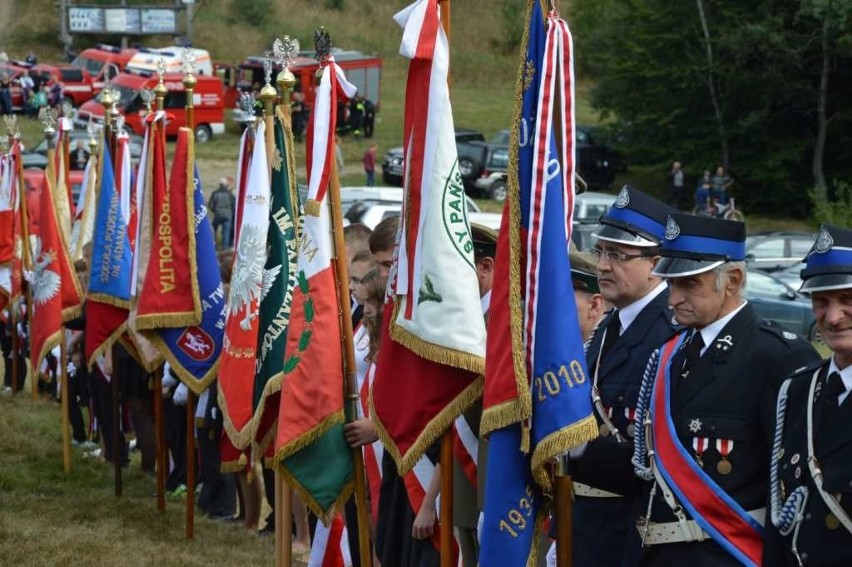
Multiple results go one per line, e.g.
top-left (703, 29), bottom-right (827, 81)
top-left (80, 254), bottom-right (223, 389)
top-left (592, 185), bottom-right (677, 247)
top-left (799, 224), bottom-right (852, 294)
top-left (652, 213), bottom-right (746, 278)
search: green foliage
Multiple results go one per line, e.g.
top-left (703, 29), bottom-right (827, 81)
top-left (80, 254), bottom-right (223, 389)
top-left (229, 0), bottom-right (274, 28)
top-left (572, 0), bottom-right (852, 217)
top-left (810, 180), bottom-right (852, 226)
top-left (325, 0), bottom-right (345, 10)
top-left (491, 0), bottom-right (526, 54)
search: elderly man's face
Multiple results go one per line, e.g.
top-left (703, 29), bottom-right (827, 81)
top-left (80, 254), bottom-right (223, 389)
top-left (812, 289), bottom-right (852, 368)
top-left (667, 267), bottom-right (741, 328)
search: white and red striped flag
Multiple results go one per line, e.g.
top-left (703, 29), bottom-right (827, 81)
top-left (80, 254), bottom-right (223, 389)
top-left (371, 0), bottom-right (486, 476)
top-left (308, 514), bottom-right (352, 567)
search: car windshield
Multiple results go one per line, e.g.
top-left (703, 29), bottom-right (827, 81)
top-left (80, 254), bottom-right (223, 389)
top-left (748, 271), bottom-right (792, 298)
top-left (98, 84), bottom-right (138, 107)
top-left (486, 147), bottom-right (509, 170)
top-left (72, 56), bottom-right (104, 76)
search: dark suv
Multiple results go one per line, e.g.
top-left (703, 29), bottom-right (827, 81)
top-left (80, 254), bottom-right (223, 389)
top-left (381, 127), bottom-right (485, 186)
top-left (490, 125), bottom-right (619, 189)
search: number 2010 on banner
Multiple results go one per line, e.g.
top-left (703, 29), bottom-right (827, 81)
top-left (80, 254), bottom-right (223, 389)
top-left (534, 361), bottom-right (586, 402)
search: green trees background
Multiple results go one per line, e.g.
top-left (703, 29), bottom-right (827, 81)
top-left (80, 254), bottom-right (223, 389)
top-left (572, 0), bottom-right (852, 217)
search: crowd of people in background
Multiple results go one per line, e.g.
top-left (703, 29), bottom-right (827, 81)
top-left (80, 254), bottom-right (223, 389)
top-left (667, 160), bottom-right (735, 217)
top-left (0, 52), bottom-right (64, 118)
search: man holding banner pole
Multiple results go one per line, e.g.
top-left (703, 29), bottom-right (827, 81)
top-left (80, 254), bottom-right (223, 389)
top-left (632, 214), bottom-right (818, 566)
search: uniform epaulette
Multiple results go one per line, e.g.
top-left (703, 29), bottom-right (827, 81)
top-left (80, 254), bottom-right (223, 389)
top-left (758, 319), bottom-right (806, 345)
top-left (786, 357), bottom-right (825, 379)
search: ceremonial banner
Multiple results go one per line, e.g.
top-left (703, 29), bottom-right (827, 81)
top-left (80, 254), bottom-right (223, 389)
top-left (0, 151), bottom-right (12, 309)
top-left (0, 151), bottom-right (12, 265)
top-left (69, 144), bottom-right (98, 262)
top-left (30, 156), bottom-right (83, 372)
top-left (52, 124), bottom-right (74, 241)
top-left (480, 4), bottom-right (597, 565)
top-left (219, 120), bottom-right (271, 449)
top-left (85, 142), bottom-right (133, 366)
top-left (126, 112), bottom-right (166, 371)
top-left (308, 515), bottom-right (352, 567)
top-left (370, 0), bottom-right (486, 475)
top-left (8, 140), bottom-right (28, 302)
top-left (142, 128), bottom-right (224, 394)
top-left (253, 108), bottom-right (301, 453)
top-left (134, 125), bottom-right (199, 330)
top-left (273, 58), bottom-right (355, 522)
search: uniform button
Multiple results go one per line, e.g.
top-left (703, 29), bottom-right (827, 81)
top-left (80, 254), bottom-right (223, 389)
top-left (617, 395), bottom-right (624, 402)
top-left (805, 513), bottom-right (812, 521)
top-left (710, 425), bottom-right (716, 432)
top-left (801, 553), bottom-right (808, 563)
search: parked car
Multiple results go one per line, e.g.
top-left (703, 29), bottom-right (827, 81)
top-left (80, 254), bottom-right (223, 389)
top-left (491, 125), bottom-right (620, 189)
top-left (382, 127), bottom-right (486, 188)
top-left (747, 270), bottom-right (818, 342)
top-left (745, 231), bottom-right (815, 273)
top-left (573, 191), bottom-right (614, 224)
top-left (337, 185), bottom-right (482, 229)
top-left (468, 144), bottom-right (509, 201)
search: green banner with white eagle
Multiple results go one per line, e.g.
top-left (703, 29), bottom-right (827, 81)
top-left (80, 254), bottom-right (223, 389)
top-left (253, 107), bottom-right (302, 455)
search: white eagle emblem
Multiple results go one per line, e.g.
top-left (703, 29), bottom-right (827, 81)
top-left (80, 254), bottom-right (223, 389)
top-left (32, 238), bottom-right (61, 308)
top-left (614, 186), bottom-right (630, 208)
top-left (229, 225), bottom-right (269, 330)
top-left (814, 226), bottom-right (833, 254)
top-left (665, 215), bottom-right (680, 240)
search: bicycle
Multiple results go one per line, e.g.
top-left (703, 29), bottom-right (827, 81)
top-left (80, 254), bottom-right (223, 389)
top-left (693, 197), bottom-right (745, 222)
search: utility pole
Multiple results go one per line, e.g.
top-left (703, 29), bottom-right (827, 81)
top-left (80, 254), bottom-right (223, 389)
top-left (58, 0), bottom-right (72, 58)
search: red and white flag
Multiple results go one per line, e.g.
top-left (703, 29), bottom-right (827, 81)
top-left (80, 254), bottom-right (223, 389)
top-left (0, 150), bottom-right (13, 307)
top-left (30, 154), bottom-right (83, 372)
top-left (308, 514), bottom-right (352, 567)
top-left (69, 140), bottom-right (98, 263)
top-left (219, 120), bottom-right (271, 450)
top-left (371, 0), bottom-right (486, 474)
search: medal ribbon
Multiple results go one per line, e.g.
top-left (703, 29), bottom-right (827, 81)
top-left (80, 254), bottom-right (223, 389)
top-left (651, 335), bottom-right (763, 566)
top-left (716, 439), bottom-right (733, 459)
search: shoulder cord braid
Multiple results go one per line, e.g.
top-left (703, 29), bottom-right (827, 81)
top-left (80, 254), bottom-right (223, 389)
top-left (632, 347), bottom-right (660, 482)
top-left (770, 376), bottom-right (809, 538)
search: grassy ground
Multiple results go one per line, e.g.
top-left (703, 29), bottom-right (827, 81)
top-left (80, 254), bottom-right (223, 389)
top-left (0, 385), bottom-right (273, 566)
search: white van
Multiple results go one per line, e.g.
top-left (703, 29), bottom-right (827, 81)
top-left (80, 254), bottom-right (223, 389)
top-left (125, 46), bottom-right (213, 77)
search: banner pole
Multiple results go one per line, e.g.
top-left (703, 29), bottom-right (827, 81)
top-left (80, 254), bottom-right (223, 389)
top-left (153, 366), bottom-right (166, 512)
top-left (437, 3), bottom-right (455, 566)
top-left (10, 297), bottom-right (18, 393)
top-left (555, 456), bottom-right (573, 567)
top-left (60, 326), bottom-right (71, 473)
top-left (326, 112), bottom-right (374, 567)
top-left (186, 390), bottom-right (196, 539)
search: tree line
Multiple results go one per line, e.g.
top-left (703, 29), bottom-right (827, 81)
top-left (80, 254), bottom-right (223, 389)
top-left (572, 0), bottom-right (852, 218)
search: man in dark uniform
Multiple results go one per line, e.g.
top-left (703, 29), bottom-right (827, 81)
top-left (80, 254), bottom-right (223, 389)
top-left (568, 185), bottom-right (681, 566)
top-left (632, 213), bottom-right (819, 566)
top-left (765, 224), bottom-right (852, 566)
top-left (454, 223), bottom-right (496, 567)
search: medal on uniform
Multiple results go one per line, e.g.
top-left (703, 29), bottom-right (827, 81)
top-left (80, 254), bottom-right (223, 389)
top-left (599, 406), bottom-right (613, 436)
top-left (625, 407), bottom-right (636, 437)
top-left (716, 438), bottom-right (733, 475)
top-left (826, 513), bottom-right (841, 530)
top-left (692, 437), bottom-right (709, 468)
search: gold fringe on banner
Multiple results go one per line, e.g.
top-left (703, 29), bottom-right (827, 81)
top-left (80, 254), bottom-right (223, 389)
top-left (371, 375), bottom-right (483, 476)
top-left (389, 314), bottom-right (485, 376)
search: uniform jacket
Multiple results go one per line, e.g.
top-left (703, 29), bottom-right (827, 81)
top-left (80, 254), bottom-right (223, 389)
top-left (642, 303), bottom-right (820, 566)
top-left (572, 287), bottom-right (680, 496)
top-left (764, 360), bottom-right (852, 566)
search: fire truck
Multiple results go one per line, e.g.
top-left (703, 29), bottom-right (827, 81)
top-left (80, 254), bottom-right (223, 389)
top-left (229, 48), bottom-right (381, 111)
top-left (70, 44), bottom-right (138, 93)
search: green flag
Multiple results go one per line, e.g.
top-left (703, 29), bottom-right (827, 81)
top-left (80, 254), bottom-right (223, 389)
top-left (252, 107), bottom-right (301, 456)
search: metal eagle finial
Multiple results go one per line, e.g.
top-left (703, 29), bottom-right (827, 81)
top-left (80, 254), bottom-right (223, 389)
top-left (314, 27), bottom-right (332, 64)
top-left (273, 36), bottom-right (300, 71)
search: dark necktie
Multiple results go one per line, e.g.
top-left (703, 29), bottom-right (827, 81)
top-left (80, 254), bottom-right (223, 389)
top-left (680, 331), bottom-right (705, 378)
top-left (599, 311), bottom-right (621, 361)
top-left (821, 371), bottom-right (846, 425)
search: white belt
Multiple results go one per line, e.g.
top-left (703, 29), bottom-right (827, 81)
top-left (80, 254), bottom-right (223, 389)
top-left (573, 482), bottom-right (621, 498)
top-left (638, 508), bottom-right (766, 545)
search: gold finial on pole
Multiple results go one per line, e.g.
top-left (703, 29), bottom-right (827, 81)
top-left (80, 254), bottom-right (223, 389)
top-left (86, 117), bottom-right (100, 157)
top-left (273, 35), bottom-right (299, 106)
top-left (39, 107), bottom-right (57, 149)
top-left (154, 57), bottom-right (167, 112)
top-left (182, 48), bottom-right (198, 132)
